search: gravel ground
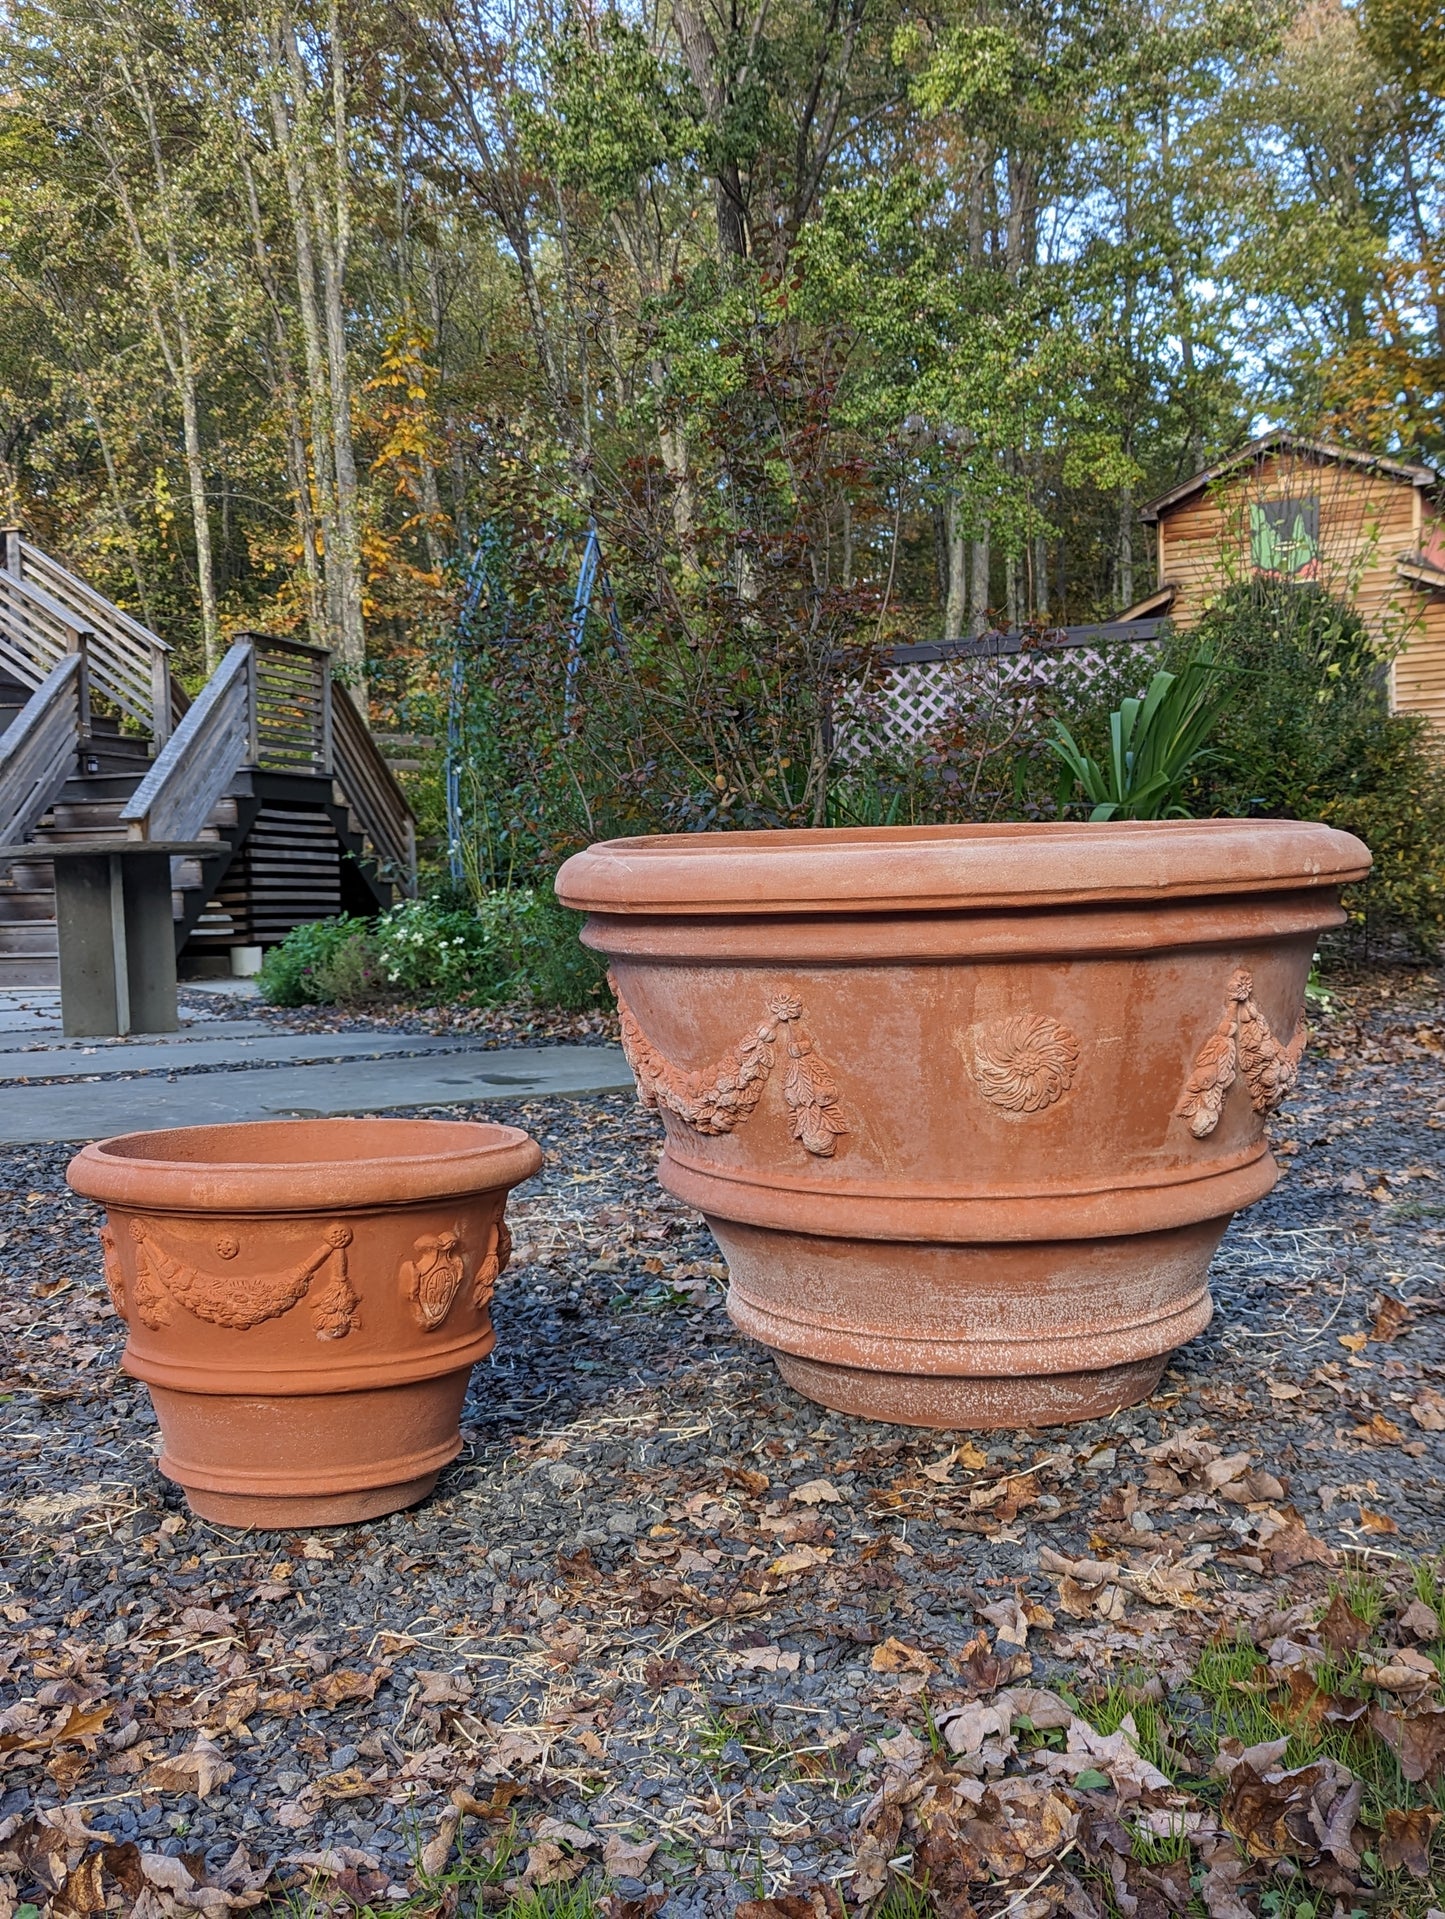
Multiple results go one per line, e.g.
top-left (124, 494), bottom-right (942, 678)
top-left (0, 967), bottom-right (1441, 1913)
top-left (182, 988), bottom-right (617, 1048)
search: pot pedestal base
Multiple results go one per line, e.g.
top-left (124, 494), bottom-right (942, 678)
top-left (143, 1371), bottom-right (472, 1531)
top-left (178, 1472), bottom-right (444, 1530)
top-left (771, 1349), bottom-right (1169, 1430)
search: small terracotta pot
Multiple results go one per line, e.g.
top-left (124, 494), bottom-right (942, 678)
top-left (557, 820), bottom-right (1371, 1430)
top-left (67, 1117), bottom-right (542, 1527)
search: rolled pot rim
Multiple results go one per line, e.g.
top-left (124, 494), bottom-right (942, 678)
top-left (66, 1115), bottom-right (543, 1215)
top-left (556, 818), bottom-right (1372, 917)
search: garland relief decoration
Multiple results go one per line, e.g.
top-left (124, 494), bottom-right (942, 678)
top-left (1175, 969), bottom-right (1307, 1139)
top-left (126, 1219), bottom-right (359, 1339)
top-left (610, 975), bottom-right (847, 1158)
top-left (100, 1223), bottom-right (127, 1323)
top-left (472, 1218), bottom-right (512, 1313)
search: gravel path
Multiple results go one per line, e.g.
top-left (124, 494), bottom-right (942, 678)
top-left (0, 968), bottom-right (1441, 1913)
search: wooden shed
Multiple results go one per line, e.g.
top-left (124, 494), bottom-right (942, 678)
top-left (1118, 433), bottom-right (1445, 732)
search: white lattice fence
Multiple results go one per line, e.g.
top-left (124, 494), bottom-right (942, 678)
top-left (835, 636), bottom-right (1164, 761)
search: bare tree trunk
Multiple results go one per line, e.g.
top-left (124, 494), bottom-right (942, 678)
top-left (93, 81), bottom-right (220, 670)
top-left (65, 352), bottom-right (155, 626)
top-left (1118, 489), bottom-right (1135, 608)
top-left (658, 421), bottom-right (696, 565)
top-left (236, 144), bottom-right (325, 646)
top-left (277, 1), bottom-right (366, 697)
top-left (315, 0), bottom-right (366, 696)
top-left (969, 529), bottom-right (991, 635)
top-left (943, 495), bottom-right (968, 641)
top-left (177, 360), bottom-right (219, 670)
top-left (269, 14), bottom-right (340, 652)
top-left (1005, 549), bottom-right (1020, 631)
top-left (1033, 533), bottom-right (1049, 618)
top-left (672, 0), bottom-right (749, 263)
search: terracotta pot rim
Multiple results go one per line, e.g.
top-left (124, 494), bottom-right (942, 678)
top-left (67, 1116), bottom-right (543, 1214)
top-left (556, 818), bottom-right (1371, 917)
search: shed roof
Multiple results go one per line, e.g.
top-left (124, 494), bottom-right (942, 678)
top-left (1139, 432), bottom-right (1439, 524)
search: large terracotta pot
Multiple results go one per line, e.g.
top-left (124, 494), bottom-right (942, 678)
top-left (67, 1117), bottom-right (541, 1526)
top-left (558, 820), bottom-right (1370, 1429)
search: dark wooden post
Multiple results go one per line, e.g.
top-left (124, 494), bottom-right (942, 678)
top-left (53, 847), bottom-right (178, 1036)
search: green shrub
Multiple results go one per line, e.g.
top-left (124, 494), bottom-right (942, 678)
top-left (313, 926), bottom-right (385, 1005)
top-left (259, 890), bottom-right (608, 1010)
top-left (257, 917), bottom-right (367, 1007)
top-left (1187, 581), bottom-right (1445, 952)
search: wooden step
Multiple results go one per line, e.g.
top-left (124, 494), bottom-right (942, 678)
top-left (0, 955), bottom-right (60, 986)
top-left (44, 799), bottom-right (132, 829)
top-left (0, 889), bottom-right (57, 920)
top-left (74, 747), bottom-right (151, 779)
top-left (0, 922), bottom-right (61, 955)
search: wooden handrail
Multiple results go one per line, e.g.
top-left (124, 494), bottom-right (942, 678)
top-left (331, 686), bottom-right (418, 894)
top-left (0, 654), bottom-right (87, 847)
top-left (120, 641), bottom-right (250, 842)
top-left (16, 537), bottom-right (172, 742)
top-left (0, 570), bottom-right (96, 693)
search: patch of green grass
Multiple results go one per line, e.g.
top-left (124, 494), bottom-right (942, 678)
top-left (1085, 1679), bottom-right (1175, 1779)
top-left (1331, 1565), bottom-right (1390, 1628)
top-left (876, 1876), bottom-right (936, 1919)
top-left (1126, 1816), bottom-right (1192, 1865)
top-left (1412, 1556), bottom-right (1445, 1635)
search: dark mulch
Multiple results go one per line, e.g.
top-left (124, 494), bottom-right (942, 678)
top-left (1, 968), bottom-right (1441, 1913)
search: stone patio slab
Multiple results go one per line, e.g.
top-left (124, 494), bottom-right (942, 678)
top-left (0, 1043), bottom-right (633, 1143)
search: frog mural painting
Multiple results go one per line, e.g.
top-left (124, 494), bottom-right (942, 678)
top-left (558, 820), bottom-right (1371, 1430)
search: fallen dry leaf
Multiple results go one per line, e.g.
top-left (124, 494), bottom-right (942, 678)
top-left (602, 1832), bottom-right (658, 1878)
top-left (1352, 1411), bottom-right (1406, 1446)
top-left (1221, 1754), bottom-right (1362, 1870)
top-left (1370, 1295), bottom-right (1411, 1341)
top-left (1398, 1598), bottom-right (1442, 1643)
top-left (420, 1809), bottom-right (460, 1878)
top-left (140, 1736), bottom-right (234, 1800)
top-left (766, 1544), bottom-right (833, 1577)
top-left (1317, 1589), bottom-right (1372, 1656)
top-left (869, 1637), bottom-right (933, 1675)
top-left (518, 1839), bottom-right (586, 1888)
top-left (0, 1701), bottom-right (110, 1754)
top-left (310, 1668), bottom-right (385, 1710)
top-left (1369, 1706), bottom-right (1445, 1782)
top-left (734, 1644), bottom-right (801, 1674)
top-left (1358, 1506), bottom-right (1400, 1535)
top-left (414, 1669), bottom-right (471, 1706)
top-left (1378, 1806), bottom-right (1440, 1876)
top-left (1411, 1388), bottom-right (1445, 1432)
top-left (790, 1478), bottom-right (841, 1505)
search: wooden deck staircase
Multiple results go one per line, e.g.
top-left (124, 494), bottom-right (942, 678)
top-left (0, 530), bottom-right (416, 987)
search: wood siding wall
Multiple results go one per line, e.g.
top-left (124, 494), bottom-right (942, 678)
top-left (1157, 452), bottom-right (1445, 732)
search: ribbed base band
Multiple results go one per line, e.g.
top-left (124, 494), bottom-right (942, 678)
top-left (177, 1473), bottom-right (442, 1529)
top-left (772, 1349), bottom-right (1169, 1429)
